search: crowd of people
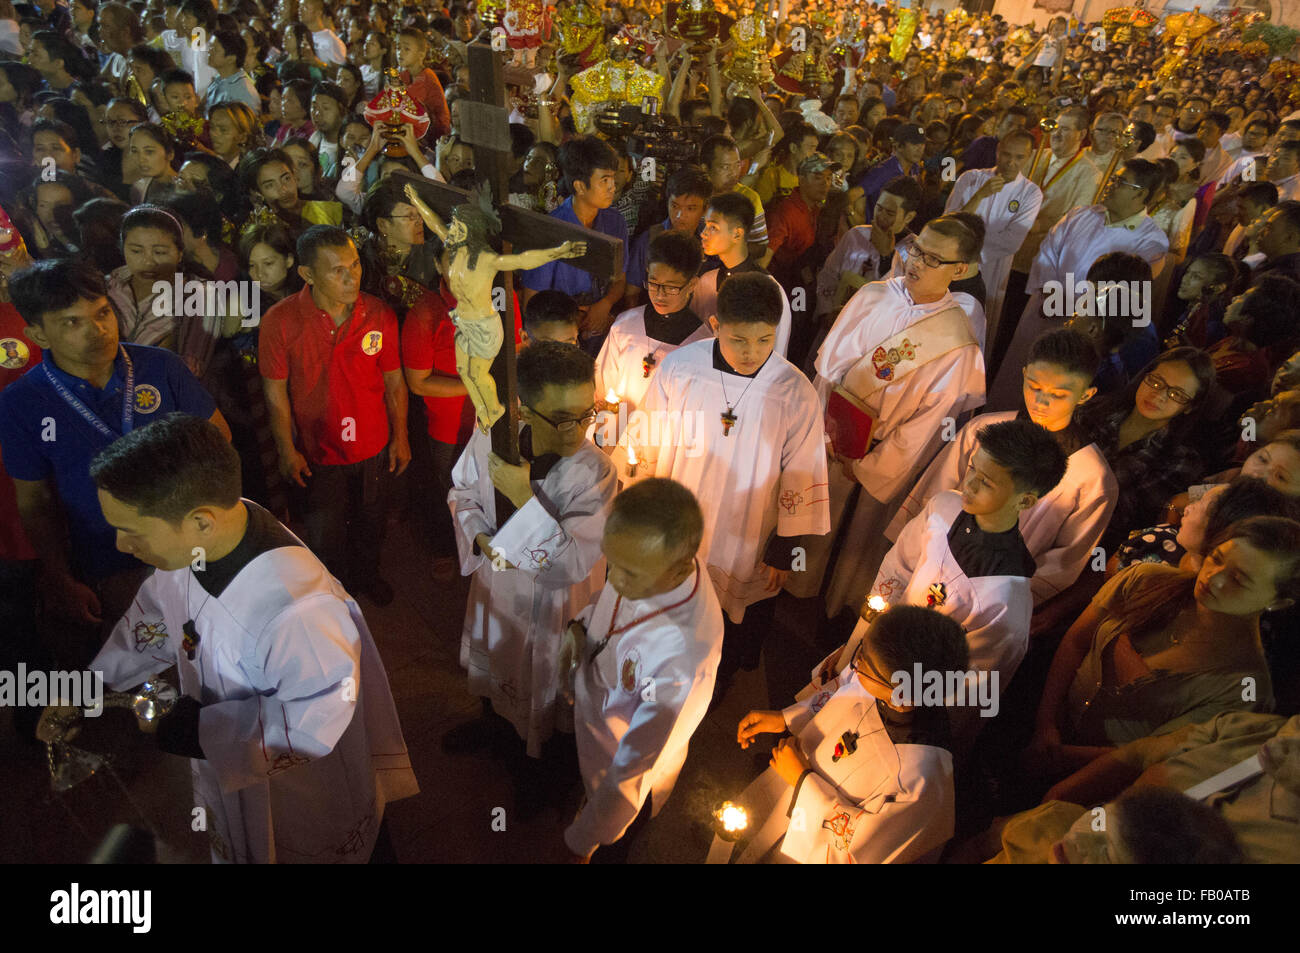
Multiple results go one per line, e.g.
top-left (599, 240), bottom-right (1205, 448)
top-left (2, 0), bottom-right (1300, 864)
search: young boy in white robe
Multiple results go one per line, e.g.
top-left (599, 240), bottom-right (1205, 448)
top-left (889, 329), bottom-right (1119, 604)
top-left (58, 415), bottom-right (418, 863)
top-left (791, 216), bottom-right (986, 619)
top-left (813, 420), bottom-right (1071, 728)
top-left (636, 272), bottom-right (830, 683)
top-left (595, 231), bottom-right (711, 472)
top-left (692, 192), bottom-right (793, 358)
top-left (448, 341), bottom-right (617, 758)
top-left (723, 605), bottom-right (969, 863)
top-left (560, 478), bottom-right (724, 861)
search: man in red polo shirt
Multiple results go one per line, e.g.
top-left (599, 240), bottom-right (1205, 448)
top-left (260, 226), bottom-right (410, 605)
top-left (766, 153), bottom-right (837, 289)
top-left (0, 217), bottom-right (46, 741)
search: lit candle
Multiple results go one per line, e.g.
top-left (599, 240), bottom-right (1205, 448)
top-left (713, 800), bottom-right (749, 842)
top-left (859, 595), bottom-right (888, 622)
top-left (626, 442), bottom-right (638, 478)
top-left (603, 388), bottom-right (620, 413)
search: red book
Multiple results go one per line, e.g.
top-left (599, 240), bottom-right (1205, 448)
top-left (825, 387), bottom-right (873, 460)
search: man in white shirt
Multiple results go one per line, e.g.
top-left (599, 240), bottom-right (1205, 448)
top-left (561, 478), bottom-right (723, 862)
top-left (301, 0), bottom-right (347, 65)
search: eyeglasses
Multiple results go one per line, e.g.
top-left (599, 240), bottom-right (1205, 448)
top-left (526, 405), bottom-right (599, 434)
top-left (1112, 178), bottom-right (1145, 190)
top-left (1142, 372), bottom-right (1194, 405)
top-left (900, 236), bottom-right (966, 269)
top-left (850, 643), bottom-right (892, 689)
top-left (646, 280), bottom-right (689, 297)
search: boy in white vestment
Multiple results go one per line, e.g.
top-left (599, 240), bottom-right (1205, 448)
top-left (57, 415), bottom-right (418, 863)
top-left (792, 216), bottom-right (986, 618)
top-left (449, 341), bottom-right (617, 758)
top-left (692, 192), bottom-right (793, 359)
top-left (637, 273), bottom-right (830, 684)
top-left (560, 479), bottom-right (724, 861)
top-left (812, 421), bottom-right (1071, 747)
top-left (725, 606), bottom-right (969, 864)
top-left (596, 231), bottom-right (711, 474)
top-left (890, 329), bottom-right (1118, 603)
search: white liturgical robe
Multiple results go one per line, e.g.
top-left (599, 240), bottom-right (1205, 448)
top-left (596, 304), bottom-right (712, 416)
top-left (637, 339), bottom-right (830, 623)
top-left (886, 411), bottom-right (1118, 602)
top-left (90, 519), bottom-right (418, 864)
top-left (565, 562), bottom-right (724, 856)
top-left (691, 266), bottom-right (792, 358)
top-left (788, 276), bottom-right (985, 613)
top-left (943, 169), bottom-right (1043, 338)
top-left (989, 204), bottom-right (1169, 411)
top-left (816, 225), bottom-right (889, 318)
top-left (450, 430), bottom-right (617, 757)
top-left (873, 491), bottom-right (1034, 688)
top-left (718, 669), bottom-right (954, 864)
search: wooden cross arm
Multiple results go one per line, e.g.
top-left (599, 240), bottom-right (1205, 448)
top-left (390, 170), bottom-right (624, 282)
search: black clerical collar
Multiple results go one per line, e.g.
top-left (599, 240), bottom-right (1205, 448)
top-left (947, 510), bottom-right (1036, 580)
top-left (194, 501), bottom-right (303, 598)
top-left (716, 256), bottom-right (762, 285)
top-left (643, 303), bottom-right (703, 346)
top-left (711, 338), bottom-right (768, 378)
top-left (519, 425), bottom-right (563, 481)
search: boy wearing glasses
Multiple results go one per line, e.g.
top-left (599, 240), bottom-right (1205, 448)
top-left (597, 231), bottom-right (710, 420)
top-left (693, 191), bottom-right (792, 358)
top-left (790, 217), bottom-right (985, 619)
top-left (726, 606), bottom-right (969, 864)
top-left (448, 341), bottom-right (617, 759)
top-left (635, 273), bottom-right (829, 687)
top-left (890, 329), bottom-right (1118, 605)
top-left (988, 159), bottom-right (1169, 411)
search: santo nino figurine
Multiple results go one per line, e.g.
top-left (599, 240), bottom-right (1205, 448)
top-left (405, 183), bottom-right (587, 431)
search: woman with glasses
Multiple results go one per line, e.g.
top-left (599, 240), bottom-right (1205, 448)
top-left (359, 182), bottom-right (440, 318)
top-left (1027, 516), bottom-right (1300, 788)
top-left (1077, 346), bottom-right (1217, 553)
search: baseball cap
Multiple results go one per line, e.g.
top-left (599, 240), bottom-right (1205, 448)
top-left (893, 123), bottom-right (926, 145)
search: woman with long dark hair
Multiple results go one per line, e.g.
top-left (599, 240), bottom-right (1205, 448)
top-left (1077, 346), bottom-right (1218, 551)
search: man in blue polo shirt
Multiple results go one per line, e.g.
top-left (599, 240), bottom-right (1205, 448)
top-left (519, 136), bottom-right (628, 355)
top-left (622, 166), bottom-right (715, 310)
top-left (856, 123), bottom-right (927, 226)
top-left (0, 259), bottom-right (228, 656)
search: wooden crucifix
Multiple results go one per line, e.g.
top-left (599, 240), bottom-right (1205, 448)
top-left (391, 44), bottom-right (622, 471)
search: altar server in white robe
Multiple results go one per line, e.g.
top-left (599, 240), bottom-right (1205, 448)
top-left (989, 159), bottom-right (1171, 411)
top-left (74, 415), bottom-right (417, 863)
top-left (816, 176), bottom-right (923, 319)
top-left (450, 341), bottom-right (617, 757)
top-left (944, 129), bottom-right (1043, 346)
top-left (722, 606), bottom-right (969, 864)
top-left (561, 479), bottom-right (724, 860)
top-left (889, 329), bottom-right (1118, 603)
top-left (691, 192), bottom-right (792, 358)
top-left (636, 273), bottom-right (829, 677)
top-left (596, 231), bottom-right (711, 472)
top-left (791, 217), bottom-right (986, 617)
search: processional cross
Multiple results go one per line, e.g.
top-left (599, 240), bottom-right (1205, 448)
top-left (393, 44), bottom-right (623, 476)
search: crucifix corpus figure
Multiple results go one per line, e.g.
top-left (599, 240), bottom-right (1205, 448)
top-left (405, 182), bottom-right (587, 431)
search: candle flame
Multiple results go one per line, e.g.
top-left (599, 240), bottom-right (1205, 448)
top-left (715, 801), bottom-right (748, 833)
top-left (867, 595), bottom-right (887, 613)
top-left (626, 444), bottom-right (638, 466)
top-left (605, 389), bottom-right (619, 405)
